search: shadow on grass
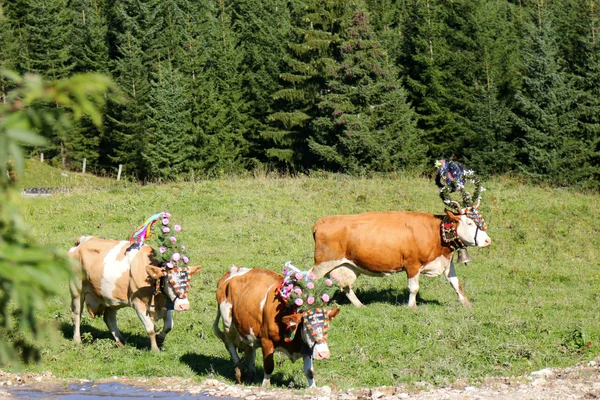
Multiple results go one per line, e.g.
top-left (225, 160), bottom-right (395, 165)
top-left (59, 322), bottom-right (154, 350)
top-left (180, 353), bottom-right (296, 388)
top-left (333, 287), bottom-right (441, 307)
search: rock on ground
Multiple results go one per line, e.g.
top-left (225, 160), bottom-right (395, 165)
top-left (1, 357), bottom-right (600, 399)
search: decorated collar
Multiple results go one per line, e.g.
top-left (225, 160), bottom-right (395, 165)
top-left (441, 216), bottom-right (465, 251)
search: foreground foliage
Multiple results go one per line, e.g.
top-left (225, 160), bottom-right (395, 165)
top-left (0, 71), bottom-right (114, 365)
top-left (8, 166), bottom-right (600, 389)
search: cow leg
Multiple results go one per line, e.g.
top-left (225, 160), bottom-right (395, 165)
top-left (407, 272), bottom-right (420, 308)
top-left (444, 262), bottom-right (472, 308)
top-left (246, 348), bottom-right (257, 381)
top-left (330, 266), bottom-right (364, 308)
top-left (303, 356), bottom-right (316, 388)
top-left (157, 310), bottom-right (173, 347)
top-left (69, 280), bottom-right (83, 343)
top-left (261, 339), bottom-right (276, 387)
top-left (131, 300), bottom-right (160, 351)
top-left (103, 308), bottom-right (125, 347)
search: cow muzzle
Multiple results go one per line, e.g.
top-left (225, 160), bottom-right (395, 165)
top-left (174, 298), bottom-right (190, 312)
top-left (476, 229), bottom-right (492, 248)
top-left (312, 343), bottom-right (331, 360)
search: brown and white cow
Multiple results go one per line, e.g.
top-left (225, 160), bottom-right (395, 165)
top-left (68, 236), bottom-right (201, 351)
top-left (213, 266), bottom-right (340, 388)
top-left (311, 207), bottom-right (491, 308)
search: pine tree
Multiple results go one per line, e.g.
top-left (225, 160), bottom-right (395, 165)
top-left (0, 3), bottom-right (20, 102)
top-left (229, 0), bottom-right (292, 170)
top-left (142, 63), bottom-right (195, 180)
top-left (309, 9), bottom-right (423, 172)
top-left (18, 0), bottom-right (75, 79)
top-left (510, 1), bottom-right (583, 185)
top-left (397, 0), bottom-right (482, 162)
top-left (103, 29), bottom-right (150, 180)
top-left (467, 0), bottom-right (522, 175)
top-left (189, 0), bottom-right (248, 175)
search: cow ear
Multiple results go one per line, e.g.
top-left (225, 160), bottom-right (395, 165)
top-left (328, 307), bottom-right (340, 320)
top-left (187, 265), bottom-right (202, 277)
top-left (282, 313), bottom-right (303, 328)
top-left (146, 265), bottom-right (164, 280)
top-left (445, 209), bottom-right (461, 222)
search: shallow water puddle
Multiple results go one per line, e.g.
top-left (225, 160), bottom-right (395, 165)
top-left (8, 381), bottom-right (231, 399)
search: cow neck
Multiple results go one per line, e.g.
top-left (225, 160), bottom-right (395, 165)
top-left (440, 215), bottom-right (465, 251)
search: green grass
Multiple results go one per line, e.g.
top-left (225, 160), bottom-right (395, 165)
top-left (7, 159), bottom-right (600, 390)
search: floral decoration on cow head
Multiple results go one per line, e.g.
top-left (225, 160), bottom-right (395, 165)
top-left (278, 261), bottom-right (338, 313)
top-left (435, 160), bottom-right (486, 212)
top-left (147, 212), bottom-right (190, 269)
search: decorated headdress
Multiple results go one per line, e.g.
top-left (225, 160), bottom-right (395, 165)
top-left (435, 160), bottom-right (487, 231)
top-left (277, 261), bottom-right (338, 313)
top-left (131, 212), bottom-right (194, 298)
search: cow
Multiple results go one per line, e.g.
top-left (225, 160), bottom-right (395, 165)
top-left (213, 266), bottom-right (340, 388)
top-left (310, 206), bottom-right (492, 308)
top-left (68, 236), bottom-right (201, 351)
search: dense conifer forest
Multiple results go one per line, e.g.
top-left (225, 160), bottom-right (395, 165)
top-left (0, 0), bottom-right (598, 187)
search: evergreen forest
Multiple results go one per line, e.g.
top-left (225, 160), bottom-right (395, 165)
top-left (1, 0), bottom-right (598, 188)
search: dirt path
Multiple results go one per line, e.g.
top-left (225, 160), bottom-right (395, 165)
top-left (2, 357), bottom-right (600, 399)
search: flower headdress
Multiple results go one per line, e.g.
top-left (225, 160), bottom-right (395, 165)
top-left (278, 261), bottom-right (338, 312)
top-left (435, 160), bottom-right (485, 212)
top-left (147, 213), bottom-right (190, 269)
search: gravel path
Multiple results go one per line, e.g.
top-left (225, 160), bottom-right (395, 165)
top-left (2, 357), bottom-right (599, 399)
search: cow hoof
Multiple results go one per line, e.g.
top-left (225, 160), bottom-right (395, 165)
top-left (234, 367), bottom-right (242, 384)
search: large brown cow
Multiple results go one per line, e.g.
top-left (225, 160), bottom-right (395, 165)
top-left (68, 236), bottom-right (201, 351)
top-left (213, 266), bottom-right (340, 388)
top-left (311, 207), bottom-right (491, 308)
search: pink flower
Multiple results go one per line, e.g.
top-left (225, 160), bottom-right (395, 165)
top-left (325, 279), bottom-right (333, 287)
top-left (181, 245), bottom-right (185, 250)
top-left (307, 296), bottom-right (315, 305)
top-left (295, 273), bottom-right (303, 281)
top-left (163, 227), bottom-right (170, 233)
top-left (308, 273), bottom-right (316, 280)
top-left (166, 262), bottom-right (173, 269)
top-left (172, 253), bottom-right (180, 262)
top-left (170, 236), bottom-right (177, 243)
top-left (307, 282), bottom-right (314, 289)
top-left (294, 288), bottom-right (302, 295)
top-left (332, 275), bottom-right (339, 281)
top-left (162, 218), bottom-right (169, 226)
top-left (321, 294), bottom-right (330, 302)
top-left (295, 298), bottom-right (303, 306)
top-left (182, 256), bottom-right (189, 264)
top-left (163, 212), bottom-right (171, 218)
top-left (174, 224), bottom-right (181, 232)
top-left (159, 247), bottom-right (166, 254)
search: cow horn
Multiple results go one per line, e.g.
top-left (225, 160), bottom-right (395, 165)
top-left (449, 201), bottom-right (462, 212)
top-left (475, 198), bottom-right (480, 209)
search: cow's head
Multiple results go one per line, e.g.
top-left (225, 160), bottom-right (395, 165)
top-left (282, 307), bottom-right (340, 360)
top-left (445, 203), bottom-right (491, 248)
top-left (146, 265), bottom-right (202, 311)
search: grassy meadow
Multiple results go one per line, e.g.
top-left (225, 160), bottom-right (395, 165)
top-left (6, 159), bottom-right (600, 390)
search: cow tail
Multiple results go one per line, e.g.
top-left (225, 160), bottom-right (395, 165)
top-left (212, 306), bottom-right (226, 342)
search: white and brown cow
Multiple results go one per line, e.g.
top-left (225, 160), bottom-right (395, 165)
top-left (68, 236), bottom-right (201, 351)
top-left (213, 266), bottom-right (340, 388)
top-left (311, 207), bottom-right (491, 308)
